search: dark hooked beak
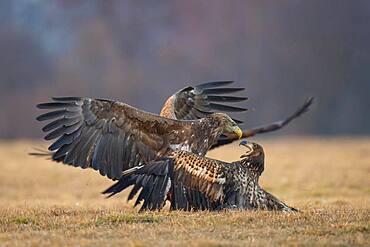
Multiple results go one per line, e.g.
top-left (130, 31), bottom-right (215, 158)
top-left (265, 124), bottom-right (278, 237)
top-left (239, 140), bottom-right (254, 158)
top-left (239, 140), bottom-right (248, 146)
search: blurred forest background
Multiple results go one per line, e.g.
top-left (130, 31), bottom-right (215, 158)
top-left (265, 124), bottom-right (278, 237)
top-left (0, 0), bottom-right (369, 139)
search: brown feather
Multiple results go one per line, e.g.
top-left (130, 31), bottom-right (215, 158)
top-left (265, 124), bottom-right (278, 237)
top-left (36, 97), bottom-right (231, 179)
top-left (172, 151), bottom-right (227, 201)
top-left (160, 81), bottom-right (247, 121)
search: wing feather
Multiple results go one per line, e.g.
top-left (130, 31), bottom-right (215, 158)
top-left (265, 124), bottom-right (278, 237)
top-left (210, 97), bottom-right (314, 149)
top-left (103, 158), bottom-right (173, 211)
top-left (160, 81), bottom-right (247, 121)
top-left (102, 153), bottom-right (226, 211)
top-left (36, 97), bottom-right (196, 179)
top-left (173, 151), bottom-right (228, 202)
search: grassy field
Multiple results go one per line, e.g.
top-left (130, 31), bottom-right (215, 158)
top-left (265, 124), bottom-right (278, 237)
top-left (0, 137), bottom-right (369, 246)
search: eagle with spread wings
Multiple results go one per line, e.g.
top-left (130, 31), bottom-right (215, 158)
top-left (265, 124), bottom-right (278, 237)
top-left (103, 140), bottom-right (297, 212)
top-left (35, 81), bottom-right (312, 181)
top-left (158, 81), bottom-right (313, 149)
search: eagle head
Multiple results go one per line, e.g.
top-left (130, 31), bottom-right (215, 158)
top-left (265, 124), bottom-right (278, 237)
top-left (209, 113), bottom-right (243, 139)
top-left (239, 140), bottom-right (264, 158)
top-left (239, 140), bottom-right (265, 175)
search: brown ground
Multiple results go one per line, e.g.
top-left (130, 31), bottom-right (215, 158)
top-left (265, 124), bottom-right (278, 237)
top-left (0, 137), bottom-right (369, 246)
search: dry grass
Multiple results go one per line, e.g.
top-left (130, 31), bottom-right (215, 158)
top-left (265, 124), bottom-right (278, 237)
top-left (0, 137), bottom-right (369, 246)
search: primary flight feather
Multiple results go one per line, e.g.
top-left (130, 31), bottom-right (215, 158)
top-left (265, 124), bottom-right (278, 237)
top-left (159, 81), bottom-right (313, 149)
top-left (36, 97), bottom-right (243, 179)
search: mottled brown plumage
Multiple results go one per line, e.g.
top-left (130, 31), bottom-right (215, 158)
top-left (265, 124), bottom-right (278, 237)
top-left (36, 97), bottom-right (242, 179)
top-left (34, 81), bottom-right (312, 209)
top-left (159, 81), bottom-right (314, 149)
top-left (103, 141), bottom-right (297, 212)
top-left (160, 81), bottom-right (247, 122)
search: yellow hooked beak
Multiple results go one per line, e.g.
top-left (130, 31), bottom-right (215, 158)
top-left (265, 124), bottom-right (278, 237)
top-left (232, 125), bottom-right (243, 139)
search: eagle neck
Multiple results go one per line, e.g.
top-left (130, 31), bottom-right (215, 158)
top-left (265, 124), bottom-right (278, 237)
top-left (186, 118), bottom-right (224, 156)
top-left (240, 154), bottom-right (265, 177)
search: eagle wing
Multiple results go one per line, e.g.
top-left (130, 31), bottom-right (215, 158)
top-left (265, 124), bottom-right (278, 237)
top-left (160, 81), bottom-right (247, 123)
top-left (36, 97), bottom-right (195, 179)
top-left (161, 81), bottom-right (313, 149)
top-left (172, 151), bottom-right (229, 202)
top-left (211, 97), bottom-right (314, 149)
top-left (102, 156), bottom-right (219, 211)
top-left (103, 159), bottom-right (174, 211)
top-left (103, 151), bottom-right (231, 210)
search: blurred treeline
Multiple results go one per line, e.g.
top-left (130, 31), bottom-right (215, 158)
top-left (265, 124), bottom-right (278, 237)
top-left (0, 0), bottom-right (369, 139)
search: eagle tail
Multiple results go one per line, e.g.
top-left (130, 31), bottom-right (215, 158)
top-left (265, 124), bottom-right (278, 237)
top-left (259, 189), bottom-right (298, 212)
top-left (223, 187), bottom-right (298, 212)
top-left (102, 158), bottom-right (174, 211)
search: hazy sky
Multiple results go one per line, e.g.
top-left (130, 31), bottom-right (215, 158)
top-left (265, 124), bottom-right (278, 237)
top-left (0, 0), bottom-right (369, 138)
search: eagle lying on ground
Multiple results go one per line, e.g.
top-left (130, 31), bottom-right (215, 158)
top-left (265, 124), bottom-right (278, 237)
top-left (103, 140), bottom-right (297, 212)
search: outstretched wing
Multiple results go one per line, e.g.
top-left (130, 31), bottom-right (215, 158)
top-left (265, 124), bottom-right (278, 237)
top-left (162, 82), bottom-right (313, 149)
top-left (172, 151), bottom-right (229, 202)
top-left (211, 97), bottom-right (314, 149)
top-left (103, 156), bottom-right (218, 211)
top-left (36, 97), bottom-right (195, 180)
top-left (103, 146), bottom-right (298, 212)
top-left (103, 159), bottom-right (174, 211)
top-left (160, 81), bottom-right (247, 123)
